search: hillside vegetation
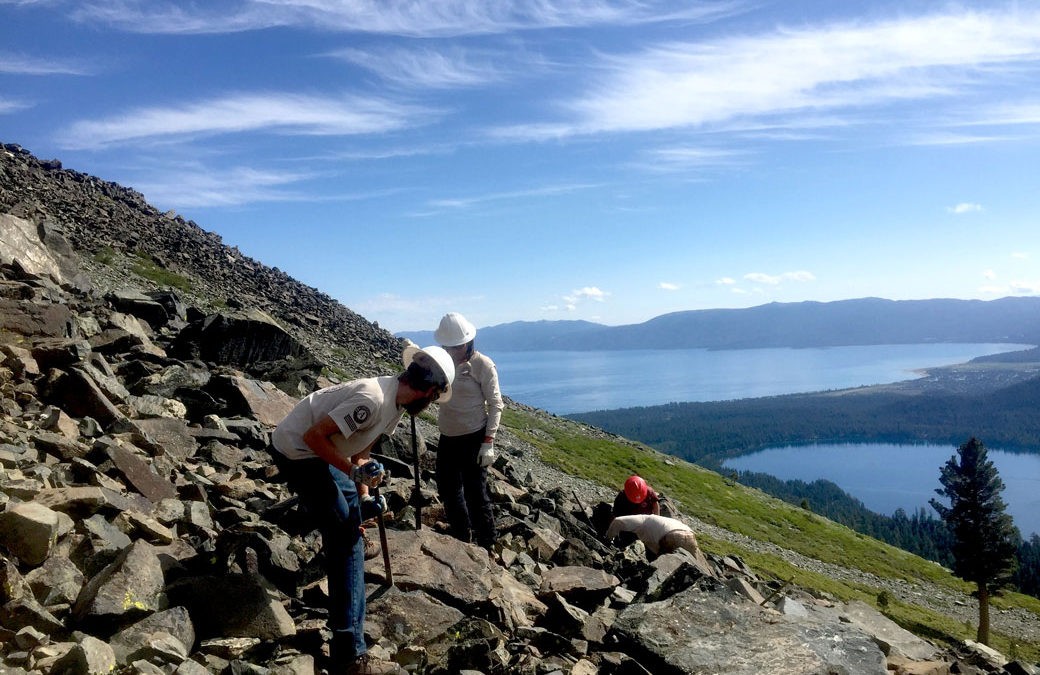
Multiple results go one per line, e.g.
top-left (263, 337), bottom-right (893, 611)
top-left (505, 407), bottom-right (1040, 661)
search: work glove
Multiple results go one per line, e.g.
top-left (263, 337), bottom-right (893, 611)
top-left (360, 494), bottom-right (388, 519)
top-left (351, 460), bottom-right (385, 487)
top-left (477, 442), bottom-right (495, 468)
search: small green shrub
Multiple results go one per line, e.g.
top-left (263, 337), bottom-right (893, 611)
top-left (131, 253), bottom-right (192, 291)
top-left (92, 246), bottom-right (117, 265)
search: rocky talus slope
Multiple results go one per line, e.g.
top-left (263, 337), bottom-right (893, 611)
top-left (0, 144), bottom-right (398, 380)
top-left (1, 142), bottom-right (1038, 674)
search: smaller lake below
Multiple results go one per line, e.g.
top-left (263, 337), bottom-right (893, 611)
top-left (723, 443), bottom-right (1040, 538)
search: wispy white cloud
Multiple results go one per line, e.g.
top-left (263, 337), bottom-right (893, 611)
top-left (132, 164), bottom-right (318, 208)
top-left (355, 292), bottom-right (484, 325)
top-left (636, 146), bottom-right (746, 173)
top-left (658, 282), bottom-right (680, 291)
top-left (423, 183), bottom-right (599, 212)
top-left (71, 0), bottom-right (742, 37)
top-left (0, 97), bottom-right (32, 114)
top-left (0, 51), bottom-right (93, 75)
top-left (1012, 251), bottom-right (1030, 260)
top-left (1010, 280), bottom-right (1040, 294)
top-left (959, 101), bottom-right (1040, 127)
top-left (502, 8), bottom-right (1040, 139)
top-left (947, 202), bottom-right (983, 214)
top-left (983, 269), bottom-right (997, 280)
top-left (908, 132), bottom-right (1014, 146)
top-left (983, 279), bottom-right (1040, 295)
top-left (326, 46), bottom-right (507, 89)
top-left (715, 277), bottom-right (736, 286)
top-left (744, 271), bottom-right (816, 285)
top-left (302, 144), bottom-right (454, 163)
top-left (57, 92), bottom-right (433, 149)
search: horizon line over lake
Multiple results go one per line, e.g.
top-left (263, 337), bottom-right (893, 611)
top-left (485, 343), bottom-right (1030, 415)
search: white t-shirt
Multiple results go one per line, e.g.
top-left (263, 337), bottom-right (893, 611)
top-left (437, 351), bottom-right (503, 438)
top-left (272, 376), bottom-right (404, 461)
top-left (605, 515), bottom-right (691, 554)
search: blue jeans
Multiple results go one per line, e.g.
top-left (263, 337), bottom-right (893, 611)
top-left (275, 455), bottom-right (366, 665)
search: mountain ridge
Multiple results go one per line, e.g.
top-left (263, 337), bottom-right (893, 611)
top-left (399, 296), bottom-right (1040, 351)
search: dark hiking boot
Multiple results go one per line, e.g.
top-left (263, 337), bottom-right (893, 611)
top-left (360, 527), bottom-right (380, 560)
top-left (344, 654), bottom-right (404, 674)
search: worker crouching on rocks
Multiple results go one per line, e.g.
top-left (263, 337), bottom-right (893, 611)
top-left (606, 514), bottom-right (709, 568)
top-left (613, 475), bottom-right (662, 518)
top-left (270, 345), bottom-right (455, 675)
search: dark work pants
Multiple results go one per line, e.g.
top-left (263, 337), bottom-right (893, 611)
top-left (271, 452), bottom-right (366, 666)
top-left (436, 427), bottom-right (497, 548)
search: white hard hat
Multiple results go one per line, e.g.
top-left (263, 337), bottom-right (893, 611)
top-left (434, 312), bottom-right (477, 347)
top-left (402, 344), bottom-right (456, 402)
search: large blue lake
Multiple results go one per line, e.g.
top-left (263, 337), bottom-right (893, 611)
top-left (485, 343), bottom-right (1028, 415)
top-left (484, 342), bottom-right (1039, 538)
top-left (723, 443), bottom-right (1040, 539)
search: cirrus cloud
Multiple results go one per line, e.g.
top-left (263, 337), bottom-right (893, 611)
top-left (57, 92), bottom-right (435, 149)
top-left (744, 270), bottom-right (816, 285)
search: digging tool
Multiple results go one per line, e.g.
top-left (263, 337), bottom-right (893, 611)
top-left (371, 484), bottom-right (393, 586)
top-left (411, 414), bottom-right (422, 530)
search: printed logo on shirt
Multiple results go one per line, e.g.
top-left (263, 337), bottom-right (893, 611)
top-left (345, 405), bottom-right (371, 431)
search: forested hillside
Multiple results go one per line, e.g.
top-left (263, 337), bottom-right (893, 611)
top-left (572, 372), bottom-right (1040, 464)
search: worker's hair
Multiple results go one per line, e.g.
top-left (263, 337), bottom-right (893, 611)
top-left (400, 361), bottom-right (448, 394)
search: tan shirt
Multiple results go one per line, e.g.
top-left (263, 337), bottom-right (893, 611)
top-left (272, 376), bottom-right (404, 461)
top-left (436, 351), bottom-right (503, 438)
top-left (605, 515), bottom-right (691, 554)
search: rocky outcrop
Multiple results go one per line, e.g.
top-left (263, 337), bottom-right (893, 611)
top-left (2, 148), bottom-right (1037, 674)
top-left (1, 143), bottom-right (400, 379)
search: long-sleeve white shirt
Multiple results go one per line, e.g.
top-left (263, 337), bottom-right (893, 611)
top-left (605, 515), bottom-right (691, 555)
top-left (436, 351), bottom-right (503, 438)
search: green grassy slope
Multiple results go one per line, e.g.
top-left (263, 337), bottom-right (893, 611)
top-left (502, 408), bottom-right (1040, 661)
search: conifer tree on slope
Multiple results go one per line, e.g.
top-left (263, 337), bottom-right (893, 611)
top-left (929, 437), bottom-right (1019, 646)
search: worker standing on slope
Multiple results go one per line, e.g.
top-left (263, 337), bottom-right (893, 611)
top-left (433, 312), bottom-right (504, 551)
top-left (270, 345), bottom-right (455, 675)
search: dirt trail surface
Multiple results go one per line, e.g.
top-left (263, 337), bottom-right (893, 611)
top-left (502, 431), bottom-right (1040, 645)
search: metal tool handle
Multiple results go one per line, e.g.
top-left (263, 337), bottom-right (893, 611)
top-left (371, 484), bottom-right (393, 586)
top-left (411, 414), bottom-right (422, 530)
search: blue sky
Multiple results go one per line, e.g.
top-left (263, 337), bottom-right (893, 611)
top-left (2, 1), bottom-right (1039, 333)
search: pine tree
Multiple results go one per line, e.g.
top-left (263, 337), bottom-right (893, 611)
top-left (929, 437), bottom-right (1019, 645)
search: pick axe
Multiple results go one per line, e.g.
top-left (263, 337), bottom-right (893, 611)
top-left (411, 414), bottom-right (422, 530)
top-left (371, 483), bottom-right (393, 586)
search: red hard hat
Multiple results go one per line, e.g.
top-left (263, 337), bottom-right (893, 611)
top-left (624, 475), bottom-right (648, 503)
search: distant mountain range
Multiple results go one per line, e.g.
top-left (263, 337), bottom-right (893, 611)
top-left (398, 297), bottom-right (1040, 351)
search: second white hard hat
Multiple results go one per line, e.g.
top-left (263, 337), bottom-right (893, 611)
top-left (402, 343), bottom-right (456, 402)
top-left (434, 312), bottom-right (477, 347)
